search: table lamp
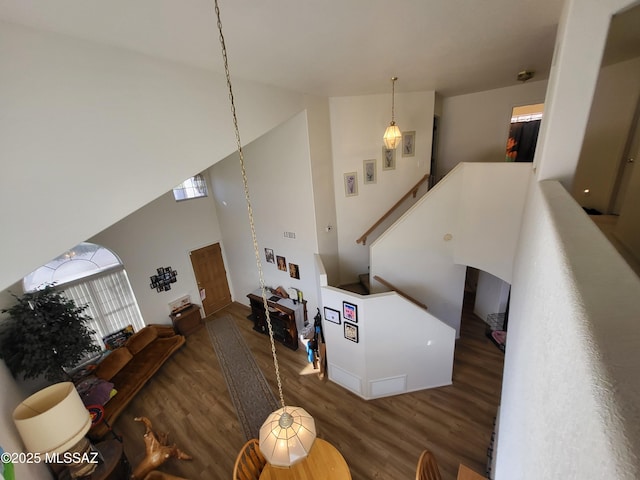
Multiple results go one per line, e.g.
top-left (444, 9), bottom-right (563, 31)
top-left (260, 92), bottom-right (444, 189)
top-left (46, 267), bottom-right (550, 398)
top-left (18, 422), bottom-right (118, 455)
top-left (13, 382), bottom-right (96, 478)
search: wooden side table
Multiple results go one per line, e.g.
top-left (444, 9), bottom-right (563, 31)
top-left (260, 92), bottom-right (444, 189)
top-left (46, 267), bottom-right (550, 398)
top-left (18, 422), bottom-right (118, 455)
top-left (170, 304), bottom-right (203, 336)
top-left (54, 439), bottom-right (130, 480)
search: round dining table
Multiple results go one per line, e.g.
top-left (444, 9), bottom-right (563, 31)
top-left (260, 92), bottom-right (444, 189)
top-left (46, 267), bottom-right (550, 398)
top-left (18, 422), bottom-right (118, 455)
top-left (259, 438), bottom-right (352, 480)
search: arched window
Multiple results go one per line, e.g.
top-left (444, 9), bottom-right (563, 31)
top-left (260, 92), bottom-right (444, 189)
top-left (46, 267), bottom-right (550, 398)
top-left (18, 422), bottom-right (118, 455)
top-left (24, 243), bottom-right (145, 347)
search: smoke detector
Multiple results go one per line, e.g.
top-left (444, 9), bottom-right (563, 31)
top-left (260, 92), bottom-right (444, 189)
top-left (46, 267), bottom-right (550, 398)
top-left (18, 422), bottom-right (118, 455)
top-left (517, 70), bottom-right (535, 82)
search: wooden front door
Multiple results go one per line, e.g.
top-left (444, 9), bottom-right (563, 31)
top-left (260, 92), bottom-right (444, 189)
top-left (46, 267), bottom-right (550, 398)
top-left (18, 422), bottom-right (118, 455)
top-left (189, 243), bottom-right (232, 316)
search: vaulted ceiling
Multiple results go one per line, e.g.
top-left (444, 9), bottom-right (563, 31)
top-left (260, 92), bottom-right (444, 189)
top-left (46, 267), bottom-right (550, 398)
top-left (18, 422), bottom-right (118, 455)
top-left (0, 0), bottom-right (567, 97)
top-left (1, 1), bottom-right (638, 97)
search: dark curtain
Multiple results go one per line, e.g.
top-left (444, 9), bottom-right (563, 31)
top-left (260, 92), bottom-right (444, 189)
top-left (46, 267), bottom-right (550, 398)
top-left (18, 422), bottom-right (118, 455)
top-left (508, 119), bottom-right (541, 162)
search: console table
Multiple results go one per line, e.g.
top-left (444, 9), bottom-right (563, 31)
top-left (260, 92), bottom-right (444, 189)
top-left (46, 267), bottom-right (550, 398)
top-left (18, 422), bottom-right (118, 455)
top-left (53, 439), bottom-right (130, 480)
top-left (170, 304), bottom-right (203, 336)
top-left (247, 290), bottom-right (307, 350)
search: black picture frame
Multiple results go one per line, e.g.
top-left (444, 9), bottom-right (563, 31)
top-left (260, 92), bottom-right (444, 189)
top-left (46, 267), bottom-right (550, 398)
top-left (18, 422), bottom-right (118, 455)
top-left (344, 322), bottom-right (359, 343)
top-left (343, 301), bottom-right (358, 323)
top-left (324, 307), bottom-right (341, 325)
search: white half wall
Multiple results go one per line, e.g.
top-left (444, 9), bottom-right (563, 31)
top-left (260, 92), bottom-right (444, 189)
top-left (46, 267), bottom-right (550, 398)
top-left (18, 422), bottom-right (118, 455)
top-left (496, 179), bottom-right (640, 480)
top-left (320, 284), bottom-right (455, 400)
top-left (370, 163), bottom-right (531, 335)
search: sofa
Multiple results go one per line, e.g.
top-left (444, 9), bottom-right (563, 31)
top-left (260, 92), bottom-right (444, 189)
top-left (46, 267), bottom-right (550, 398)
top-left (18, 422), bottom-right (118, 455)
top-left (81, 324), bottom-right (185, 440)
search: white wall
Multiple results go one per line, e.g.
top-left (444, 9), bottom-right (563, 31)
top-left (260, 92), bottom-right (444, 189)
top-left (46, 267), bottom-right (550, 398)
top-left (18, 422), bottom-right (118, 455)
top-left (473, 271), bottom-right (511, 323)
top-left (370, 163), bottom-right (531, 335)
top-left (495, 0), bottom-right (640, 476)
top-left (329, 91), bottom-right (435, 284)
top-left (306, 96), bottom-right (340, 286)
top-left (534, 0), bottom-right (636, 188)
top-left (89, 177), bottom-right (223, 325)
top-left (572, 57), bottom-right (640, 212)
top-left (438, 81), bottom-right (548, 179)
top-left (497, 179), bottom-right (640, 479)
top-left (210, 111), bottom-right (321, 315)
top-left (454, 163), bottom-right (531, 283)
top-left (320, 285), bottom-right (455, 400)
top-left (0, 21), bottom-right (308, 292)
top-left (615, 137), bottom-right (640, 257)
top-left (0, 362), bottom-right (51, 479)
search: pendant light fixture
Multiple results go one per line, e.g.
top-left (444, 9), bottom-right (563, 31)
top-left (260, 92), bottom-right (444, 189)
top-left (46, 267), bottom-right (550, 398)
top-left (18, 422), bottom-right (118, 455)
top-left (383, 76), bottom-right (402, 149)
top-left (212, 0), bottom-right (317, 467)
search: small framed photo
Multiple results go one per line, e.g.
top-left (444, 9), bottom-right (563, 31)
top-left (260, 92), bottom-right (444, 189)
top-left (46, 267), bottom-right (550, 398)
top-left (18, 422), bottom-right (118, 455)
top-left (402, 131), bottom-right (416, 157)
top-left (265, 248), bottom-right (275, 264)
top-left (344, 322), bottom-right (359, 343)
top-left (289, 262), bottom-right (300, 279)
top-left (344, 172), bottom-right (358, 197)
top-left (343, 301), bottom-right (358, 323)
top-left (382, 146), bottom-right (396, 170)
top-left (324, 307), bottom-right (341, 325)
top-left (276, 255), bottom-right (287, 271)
top-left (363, 159), bottom-right (376, 185)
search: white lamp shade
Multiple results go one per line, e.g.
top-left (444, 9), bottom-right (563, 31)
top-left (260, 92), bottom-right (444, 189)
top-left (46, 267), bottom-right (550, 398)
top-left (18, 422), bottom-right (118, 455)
top-left (383, 123), bottom-right (402, 149)
top-left (13, 382), bottom-right (91, 454)
top-left (259, 406), bottom-right (316, 467)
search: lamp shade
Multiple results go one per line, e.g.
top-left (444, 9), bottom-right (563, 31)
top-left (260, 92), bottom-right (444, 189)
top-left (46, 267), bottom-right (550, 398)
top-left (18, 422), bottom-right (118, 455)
top-left (259, 406), bottom-right (316, 467)
top-left (383, 122), bottom-right (402, 149)
top-left (13, 382), bottom-right (91, 454)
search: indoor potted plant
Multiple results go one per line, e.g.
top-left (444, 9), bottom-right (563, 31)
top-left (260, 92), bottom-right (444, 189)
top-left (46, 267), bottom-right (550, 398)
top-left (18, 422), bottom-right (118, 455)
top-left (0, 285), bottom-right (100, 381)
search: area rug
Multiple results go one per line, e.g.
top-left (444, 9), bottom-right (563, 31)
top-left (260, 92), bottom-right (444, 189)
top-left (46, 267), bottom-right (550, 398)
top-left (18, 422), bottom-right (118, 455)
top-left (206, 315), bottom-right (279, 440)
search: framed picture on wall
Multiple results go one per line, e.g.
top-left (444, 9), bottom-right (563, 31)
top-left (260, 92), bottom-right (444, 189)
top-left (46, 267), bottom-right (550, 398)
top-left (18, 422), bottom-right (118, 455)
top-left (289, 263), bottom-right (300, 279)
top-left (265, 248), bottom-right (275, 264)
top-left (324, 307), bottom-right (341, 324)
top-left (363, 159), bottom-right (376, 184)
top-left (344, 322), bottom-right (359, 343)
top-left (344, 172), bottom-right (358, 196)
top-left (382, 146), bottom-right (396, 170)
top-left (343, 301), bottom-right (357, 323)
top-left (402, 131), bottom-right (416, 157)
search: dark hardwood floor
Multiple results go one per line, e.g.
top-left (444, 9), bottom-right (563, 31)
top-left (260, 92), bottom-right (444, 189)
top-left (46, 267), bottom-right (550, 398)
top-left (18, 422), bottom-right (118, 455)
top-left (114, 292), bottom-right (504, 479)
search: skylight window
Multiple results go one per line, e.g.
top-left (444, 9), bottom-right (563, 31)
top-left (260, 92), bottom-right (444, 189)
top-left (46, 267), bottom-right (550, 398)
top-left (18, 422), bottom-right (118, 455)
top-left (173, 174), bottom-right (209, 201)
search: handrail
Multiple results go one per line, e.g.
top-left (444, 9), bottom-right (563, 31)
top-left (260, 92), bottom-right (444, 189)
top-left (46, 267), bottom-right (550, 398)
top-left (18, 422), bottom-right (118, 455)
top-left (373, 275), bottom-right (428, 311)
top-left (356, 173), bottom-right (429, 245)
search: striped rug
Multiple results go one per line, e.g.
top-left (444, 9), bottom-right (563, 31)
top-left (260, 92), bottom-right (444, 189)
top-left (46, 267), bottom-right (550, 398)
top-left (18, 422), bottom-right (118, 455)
top-left (206, 315), bottom-right (278, 440)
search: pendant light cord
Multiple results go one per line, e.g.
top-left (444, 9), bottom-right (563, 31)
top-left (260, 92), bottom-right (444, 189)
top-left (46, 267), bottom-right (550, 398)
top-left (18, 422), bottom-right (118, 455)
top-left (213, 0), bottom-right (286, 411)
top-left (390, 76), bottom-right (397, 124)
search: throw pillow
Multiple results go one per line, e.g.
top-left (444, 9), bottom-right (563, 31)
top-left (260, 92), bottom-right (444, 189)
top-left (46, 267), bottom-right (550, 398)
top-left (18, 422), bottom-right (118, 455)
top-left (125, 326), bottom-right (158, 355)
top-left (95, 347), bottom-right (133, 381)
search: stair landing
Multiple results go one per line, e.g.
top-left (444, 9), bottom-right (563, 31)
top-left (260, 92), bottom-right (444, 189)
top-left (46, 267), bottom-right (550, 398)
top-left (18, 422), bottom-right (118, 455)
top-left (338, 273), bottom-right (370, 295)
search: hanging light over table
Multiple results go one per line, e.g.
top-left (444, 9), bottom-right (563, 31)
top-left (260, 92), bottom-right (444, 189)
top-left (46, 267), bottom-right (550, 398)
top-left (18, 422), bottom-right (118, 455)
top-left (383, 76), bottom-right (402, 149)
top-left (212, 0), bottom-right (317, 467)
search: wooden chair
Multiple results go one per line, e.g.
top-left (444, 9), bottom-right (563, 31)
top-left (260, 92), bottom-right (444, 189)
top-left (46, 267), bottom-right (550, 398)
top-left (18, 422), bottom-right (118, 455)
top-left (416, 449), bottom-right (443, 480)
top-left (233, 438), bottom-right (267, 480)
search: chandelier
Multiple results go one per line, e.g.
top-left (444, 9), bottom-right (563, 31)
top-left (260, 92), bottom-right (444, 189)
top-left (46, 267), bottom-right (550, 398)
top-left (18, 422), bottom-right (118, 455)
top-left (383, 76), bottom-right (402, 149)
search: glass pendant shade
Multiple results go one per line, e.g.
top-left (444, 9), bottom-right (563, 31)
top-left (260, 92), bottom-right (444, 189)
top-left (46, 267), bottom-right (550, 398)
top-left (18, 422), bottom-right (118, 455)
top-left (383, 122), bottom-right (402, 149)
top-left (259, 406), bottom-right (317, 467)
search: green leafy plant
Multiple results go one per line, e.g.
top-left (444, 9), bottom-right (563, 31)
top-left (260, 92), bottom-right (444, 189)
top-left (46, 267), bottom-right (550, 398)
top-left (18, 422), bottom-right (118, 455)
top-left (0, 285), bottom-right (100, 381)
